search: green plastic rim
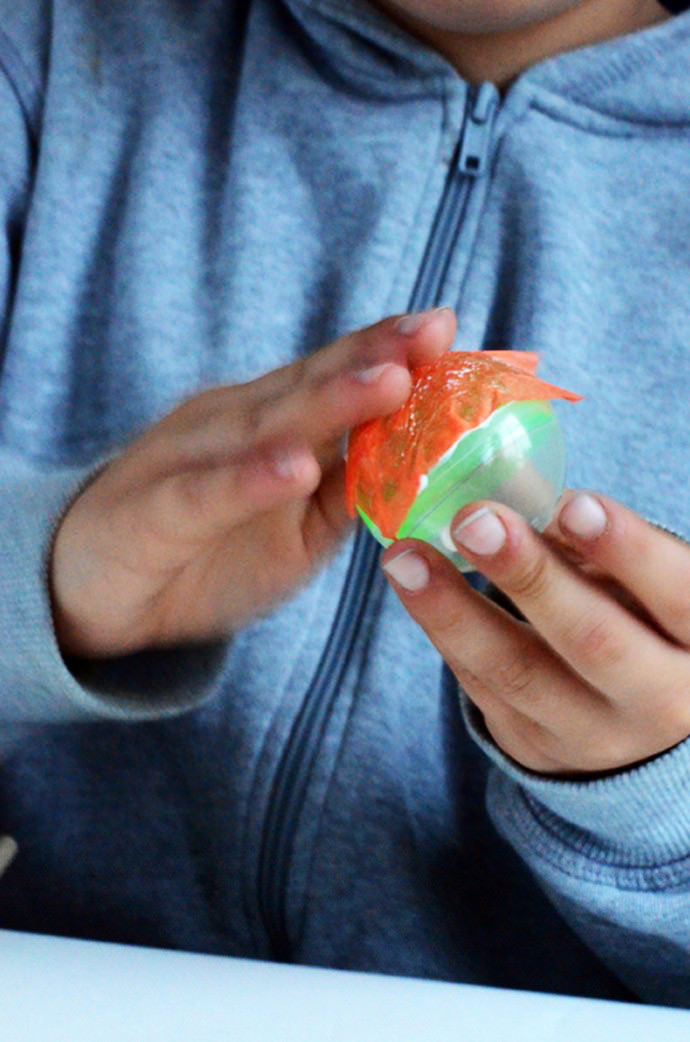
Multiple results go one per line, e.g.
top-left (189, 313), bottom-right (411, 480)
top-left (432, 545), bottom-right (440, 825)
top-left (356, 400), bottom-right (565, 557)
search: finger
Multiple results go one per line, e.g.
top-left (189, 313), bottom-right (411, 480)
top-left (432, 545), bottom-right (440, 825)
top-left (549, 491), bottom-right (690, 648)
top-left (380, 541), bottom-right (599, 722)
top-left (245, 306), bottom-right (457, 404)
top-left (131, 442), bottom-right (321, 547)
top-left (232, 308), bottom-right (458, 449)
top-left (143, 308), bottom-right (457, 472)
top-left (449, 502), bottom-right (688, 709)
top-left (380, 540), bottom-right (609, 772)
top-left (303, 458), bottom-right (352, 558)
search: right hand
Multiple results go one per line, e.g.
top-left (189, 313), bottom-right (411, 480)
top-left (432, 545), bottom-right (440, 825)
top-left (49, 309), bottom-right (456, 659)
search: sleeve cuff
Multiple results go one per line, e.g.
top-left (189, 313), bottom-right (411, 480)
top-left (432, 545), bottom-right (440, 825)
top-left (0, 449), bottom-right (230, 724)
top-left (461, 692), bottom-right (690, 871)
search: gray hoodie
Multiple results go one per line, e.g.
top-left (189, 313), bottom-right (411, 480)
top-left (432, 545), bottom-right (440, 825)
top-left (0, 0), bottom-right (689, 1007)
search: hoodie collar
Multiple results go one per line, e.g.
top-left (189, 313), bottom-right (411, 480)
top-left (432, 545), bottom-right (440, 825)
top-left (281, 0), bottom-right (458, 89)
top-left (283, 0), bottom-right (690, 124)
top-left (520, 10), bottom-right (690, 124)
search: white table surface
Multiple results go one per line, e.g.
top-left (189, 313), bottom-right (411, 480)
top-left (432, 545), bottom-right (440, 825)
top-left (1, 929), bottom-right (688, 1041)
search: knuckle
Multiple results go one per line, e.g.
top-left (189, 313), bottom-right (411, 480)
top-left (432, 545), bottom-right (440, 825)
top-left (512, 716), bottom-right (559, 767)
top-left (455, 666), bottom-right (493, 704)
top-left (168, 470), bottom-right (206, 517)
top-left (276, 353), bottom-right (325, 400)
top-left (486, 707), bottom-right (560, 772)
top-left (240, 398), bottom-right (268, 441)
top-left (569, 613), bottom-right (627, 673)
top-left (284, 355), bottom-right (310, 393)
top-left (428, 601), bottom-right (477, 675)
top-left (241, 356), bottom-right (325, 443)
top-left (351, 327), bottom-right (393, 371)
top-left (171, 387), bottom-right (224, 426)
top-left (432, 600), bottom-right (467, 646)
top-left (505, 551), bottom-right (552, 602)
top-left (493, 647), bottom-right (539, 703)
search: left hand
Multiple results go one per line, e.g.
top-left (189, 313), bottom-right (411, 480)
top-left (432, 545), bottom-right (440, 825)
top-left (382, 491), bottom-right (690, 775)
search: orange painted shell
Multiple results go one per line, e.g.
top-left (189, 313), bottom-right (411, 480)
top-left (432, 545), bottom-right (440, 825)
top-left (345, 350), bottom-right (582, 539)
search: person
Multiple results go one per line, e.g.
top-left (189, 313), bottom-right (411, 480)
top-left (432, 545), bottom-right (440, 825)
top-left (1, 0), bottom-right (689, 1008)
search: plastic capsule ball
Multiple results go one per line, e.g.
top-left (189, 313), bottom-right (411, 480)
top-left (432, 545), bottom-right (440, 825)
top-left (345, 350), bottom-right (582, 572)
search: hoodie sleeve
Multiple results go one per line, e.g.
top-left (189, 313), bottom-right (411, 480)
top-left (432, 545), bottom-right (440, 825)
top-left (0, 445), bottom-right (231, 725)
top-left (0, 61), bottom-right (230, 731)
top-left (462, 696), bottom-right (690, 1009)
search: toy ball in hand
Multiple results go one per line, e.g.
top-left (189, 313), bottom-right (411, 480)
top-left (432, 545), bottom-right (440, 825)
top-left (345, 350), bottom-right (582, 571)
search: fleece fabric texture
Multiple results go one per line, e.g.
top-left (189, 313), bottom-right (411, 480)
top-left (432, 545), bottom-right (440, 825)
top-left (0, 0), bottom-right (689, 1007)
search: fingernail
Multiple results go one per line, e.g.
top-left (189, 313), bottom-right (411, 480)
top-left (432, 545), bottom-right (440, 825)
top-left (355, 362), bottom-right (395, 384)
top-left (559, 493), bottom-right (607, 540)
top-left (270, 446), bottom-right (312, 479)
top-left (453, 507), bottom-right (506, 556)
top-left (394, 307), bottom-right (452, 336)
top-left (382, 550), bottom-right (430, 591)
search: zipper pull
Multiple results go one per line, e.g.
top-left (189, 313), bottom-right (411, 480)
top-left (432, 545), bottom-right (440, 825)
top-left (457, 83), bottom-right (498, 177)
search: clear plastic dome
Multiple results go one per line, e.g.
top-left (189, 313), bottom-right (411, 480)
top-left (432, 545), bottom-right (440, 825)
top-left (358, 400), bottom-right (567, 572)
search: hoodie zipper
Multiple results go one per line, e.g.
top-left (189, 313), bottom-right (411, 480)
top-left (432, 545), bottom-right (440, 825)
top-left (256, 82), bottom-right (499, 960)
